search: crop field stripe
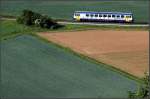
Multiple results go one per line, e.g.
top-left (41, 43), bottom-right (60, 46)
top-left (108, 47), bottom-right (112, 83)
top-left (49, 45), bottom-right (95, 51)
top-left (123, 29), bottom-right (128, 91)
top-left (34, 34), bottom-right (144, 83)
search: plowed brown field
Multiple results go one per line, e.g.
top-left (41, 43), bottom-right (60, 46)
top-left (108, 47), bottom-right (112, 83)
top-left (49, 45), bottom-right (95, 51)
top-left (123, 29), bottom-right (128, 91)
top-left (38, 29), bottom-right (149, 78)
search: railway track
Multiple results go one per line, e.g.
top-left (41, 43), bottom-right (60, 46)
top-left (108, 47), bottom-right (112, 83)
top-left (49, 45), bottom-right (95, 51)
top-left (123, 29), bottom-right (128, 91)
top-left (58, 21), bottom-right (149, 27)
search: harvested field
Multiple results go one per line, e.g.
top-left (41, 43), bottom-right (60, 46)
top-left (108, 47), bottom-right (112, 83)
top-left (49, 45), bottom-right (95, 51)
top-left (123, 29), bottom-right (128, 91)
top-left (39, 29), bottom-right (149, 78)
top-left (1, 35), bottom-right (138, 98)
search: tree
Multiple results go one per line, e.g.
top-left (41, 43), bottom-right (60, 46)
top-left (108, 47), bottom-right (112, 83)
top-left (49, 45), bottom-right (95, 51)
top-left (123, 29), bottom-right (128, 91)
top-left (17, 9), bottom-right (59, 29)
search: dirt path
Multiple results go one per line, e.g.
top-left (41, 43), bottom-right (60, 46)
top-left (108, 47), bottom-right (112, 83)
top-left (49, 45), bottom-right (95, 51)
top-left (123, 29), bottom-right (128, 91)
top-left (38, 29), bottom-right (149, 78)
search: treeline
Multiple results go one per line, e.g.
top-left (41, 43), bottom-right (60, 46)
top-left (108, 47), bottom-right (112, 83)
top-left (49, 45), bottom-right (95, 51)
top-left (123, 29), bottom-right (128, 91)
top-left (17, 9), bottom-right (62, 29)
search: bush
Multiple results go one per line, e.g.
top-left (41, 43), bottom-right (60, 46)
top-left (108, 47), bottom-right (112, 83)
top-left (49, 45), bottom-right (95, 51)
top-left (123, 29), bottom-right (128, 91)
top-left (34, 19), bottom-right (41, 27)
top-left (51, 24), bottom-right (65, 29)
top-left (17, 9), bottom-right (59, 29)
top-left (22, 10), bottom-right (34, 25)
top-left (128, 72), bottom-right (149, 99)
top-left (39, 16), bottom-right (55, 28)
top-left (16, 16), bottom-right (24, 24)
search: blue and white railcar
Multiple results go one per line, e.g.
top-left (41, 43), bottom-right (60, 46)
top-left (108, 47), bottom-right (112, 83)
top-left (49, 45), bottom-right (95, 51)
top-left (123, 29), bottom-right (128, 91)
top-left (73, 11), bottom-right (133, 23)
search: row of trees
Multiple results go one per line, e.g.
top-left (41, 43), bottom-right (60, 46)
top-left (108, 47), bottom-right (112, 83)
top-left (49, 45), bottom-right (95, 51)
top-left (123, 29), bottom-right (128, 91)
top-left (17, 9), bottom-right (62, 29)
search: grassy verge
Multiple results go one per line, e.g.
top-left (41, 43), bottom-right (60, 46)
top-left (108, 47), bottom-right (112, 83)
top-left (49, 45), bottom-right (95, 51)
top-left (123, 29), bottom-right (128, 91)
top-left (0, 14), bottom-right (17, 18)
top-left (33, 33), bottom-right (144, 84)
top-left (1, 20), bottom-right (149, 40)
top-left (0, 20), bottom-right (50, 39)
top-left (59, 24), bottom-right (149, 31)
top-left (1, 19), bottom-right (148, 41)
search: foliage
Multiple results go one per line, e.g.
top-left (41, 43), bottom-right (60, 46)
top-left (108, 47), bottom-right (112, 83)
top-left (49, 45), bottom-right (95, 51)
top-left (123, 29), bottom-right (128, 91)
top-left (0, 20), bottom-right (49, 39)
top-left (16, 9), bottom-right (58, 29)
top-left (128, 72), bottom-right (149, 99)
top-left (39, 16), bottom-right (56, 28)
top-left (16, 16), bottom-right (24, 24)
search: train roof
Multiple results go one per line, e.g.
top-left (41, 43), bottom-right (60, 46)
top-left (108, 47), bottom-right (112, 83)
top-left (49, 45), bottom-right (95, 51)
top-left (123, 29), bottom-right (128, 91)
top-left (74, 11), bottom-right (133, 15)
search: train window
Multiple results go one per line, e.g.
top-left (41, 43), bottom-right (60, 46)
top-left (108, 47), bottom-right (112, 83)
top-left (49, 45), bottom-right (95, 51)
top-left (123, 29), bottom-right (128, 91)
top-left (86, 14), bottom-right (89, 17)
top-left (75, 13), bottom-right (80, 16)
top-left (99, 14), bottom-right (102, 17)
top-left (103, 14), bottom-right (107, 17)
top-left (121, 15), bottom-right (124, 18)
top-left (108, 15), bottom-right (111, 17)
top-left (126, 15), bottom-right (131, 18)
top-left (117, 15), bottom-right (120, 18)
top-left (90, 14), bottom-right (94, 17)
top-left (95, 14), bottom-right (98, 17)
top-left (112, 15), bottom-right (115, 17)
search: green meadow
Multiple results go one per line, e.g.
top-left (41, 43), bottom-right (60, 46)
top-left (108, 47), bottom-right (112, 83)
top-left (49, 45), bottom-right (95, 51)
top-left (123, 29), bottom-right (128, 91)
top-left (1, 34), bottom-right (138, 98)
top-left (1, 0), bottom-right (149, 23)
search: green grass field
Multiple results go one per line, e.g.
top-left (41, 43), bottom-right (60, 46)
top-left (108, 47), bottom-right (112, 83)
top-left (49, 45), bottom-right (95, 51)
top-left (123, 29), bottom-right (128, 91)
top-left (1, 0), bottom-right (149, 23)
top-left (0, 20), bottom-right (112, 39)
top-left (0, 20), bottom-right (49, 39)
top-left (1, 20), bottom-right (148, 39)
top-left (1, 34), bottom-right (138, 98)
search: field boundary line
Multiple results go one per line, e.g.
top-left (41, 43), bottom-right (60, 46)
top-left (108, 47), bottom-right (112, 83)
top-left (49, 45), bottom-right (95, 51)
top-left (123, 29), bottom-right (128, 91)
top-left (34, 33), bottom-right (144, 84)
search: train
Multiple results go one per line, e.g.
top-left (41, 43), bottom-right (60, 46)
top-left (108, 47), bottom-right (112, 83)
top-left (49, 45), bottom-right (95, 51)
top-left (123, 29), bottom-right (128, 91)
top-left (73, 11), bottom-right (133, 23)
